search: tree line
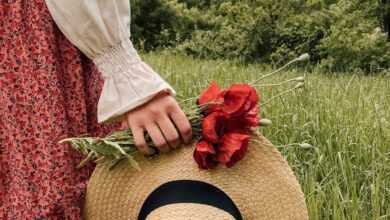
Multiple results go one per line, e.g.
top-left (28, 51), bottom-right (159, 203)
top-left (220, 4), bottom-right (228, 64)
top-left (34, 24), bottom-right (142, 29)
top-left (131, 0), bottom-right (390, 72)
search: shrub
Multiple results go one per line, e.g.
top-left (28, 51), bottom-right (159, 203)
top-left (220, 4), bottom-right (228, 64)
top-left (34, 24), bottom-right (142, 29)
top-left (130, 0), bottom-right (179, 50)
top-left (317, 0), bottom-right (390, 71)
top-left (130, 0), bottom-right (390, 72)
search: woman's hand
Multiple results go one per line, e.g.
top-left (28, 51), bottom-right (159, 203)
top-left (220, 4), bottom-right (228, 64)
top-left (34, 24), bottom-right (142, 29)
top-left (122, 91), bottom-right (192, 155)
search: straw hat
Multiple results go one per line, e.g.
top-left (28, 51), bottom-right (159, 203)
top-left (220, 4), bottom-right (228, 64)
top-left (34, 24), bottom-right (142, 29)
top-left (83, 132), bottom-right (308, 219)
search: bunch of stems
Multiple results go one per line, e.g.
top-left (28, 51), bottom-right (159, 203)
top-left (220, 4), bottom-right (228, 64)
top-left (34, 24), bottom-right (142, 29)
top-left (59, 54), bottom-right (310, 170)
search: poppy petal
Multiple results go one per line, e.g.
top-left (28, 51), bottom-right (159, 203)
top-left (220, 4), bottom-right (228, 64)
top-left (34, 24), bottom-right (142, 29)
top-left (216, 132), bottom-right (250, 166)
top-left (198, 81), bottom-right (221, 106)
top-left (194, 140), bottom-right (218, 169)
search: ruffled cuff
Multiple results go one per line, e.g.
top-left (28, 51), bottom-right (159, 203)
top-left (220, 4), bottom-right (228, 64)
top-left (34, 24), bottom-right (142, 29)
top-left (93, 40), bottom-right (176, 123)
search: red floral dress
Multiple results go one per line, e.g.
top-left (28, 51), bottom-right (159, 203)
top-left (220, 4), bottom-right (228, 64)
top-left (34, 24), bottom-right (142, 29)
top-left (0, 1), bottom-right (121, 219)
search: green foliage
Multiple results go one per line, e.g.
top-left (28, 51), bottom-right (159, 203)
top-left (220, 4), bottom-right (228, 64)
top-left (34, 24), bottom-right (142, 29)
top-left (317, 0), bottom-right (390, 71)
top-left (130, 0), bottom-right (390, 72)
top-left (130, 0), bottom-right (178, 50)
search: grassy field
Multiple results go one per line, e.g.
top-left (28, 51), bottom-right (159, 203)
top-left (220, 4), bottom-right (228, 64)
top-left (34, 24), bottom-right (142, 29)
top-left (143, 51), bottom-right (390, 220)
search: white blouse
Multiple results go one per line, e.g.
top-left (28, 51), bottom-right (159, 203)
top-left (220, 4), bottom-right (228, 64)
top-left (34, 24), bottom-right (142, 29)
top-left (44, 0), bottom-right (175, 123)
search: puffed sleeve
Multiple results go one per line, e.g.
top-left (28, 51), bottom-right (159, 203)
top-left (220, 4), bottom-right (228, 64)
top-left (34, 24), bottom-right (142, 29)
top-left (45, 0), bottom-right (176, 123)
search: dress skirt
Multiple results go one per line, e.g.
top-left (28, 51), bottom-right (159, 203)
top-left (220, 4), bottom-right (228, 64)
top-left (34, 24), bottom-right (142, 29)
top-left (0, 0), bottom-right (121, 219)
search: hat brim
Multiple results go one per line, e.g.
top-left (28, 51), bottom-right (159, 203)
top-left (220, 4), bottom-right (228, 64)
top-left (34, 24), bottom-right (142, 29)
top-left (83, 133), bottom-right (308, 220)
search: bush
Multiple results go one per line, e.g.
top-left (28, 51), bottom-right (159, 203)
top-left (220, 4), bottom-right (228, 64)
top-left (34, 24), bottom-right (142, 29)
top-left (318, 0), bottom-right (390, 71)
top-left (129, 0), bottom-right (178, 50)
top-left (130, 0), bottom-right (390, 72)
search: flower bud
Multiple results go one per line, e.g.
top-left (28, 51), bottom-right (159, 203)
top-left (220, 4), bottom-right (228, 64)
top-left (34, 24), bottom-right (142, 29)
top-left (259, 118), bottom-right (272, 126)
top-left (294, 82), bottom-right (305, 89)
top-left (299, 143), bottom-right (314, 149)
top-left (296, 53), bottom-right (310, 62)
top-left (294, 76), bottom-right (305, 82)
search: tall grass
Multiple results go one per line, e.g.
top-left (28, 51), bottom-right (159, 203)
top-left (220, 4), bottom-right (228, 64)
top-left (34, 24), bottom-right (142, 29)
top-left (143, 51), bottom-right (390, 220)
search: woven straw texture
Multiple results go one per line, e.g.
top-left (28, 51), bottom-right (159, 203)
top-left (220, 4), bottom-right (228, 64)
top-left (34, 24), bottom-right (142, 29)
top-left (83, 133), bottom-right (308, 220)
top-left (146, 203), bottom-right (235, 220)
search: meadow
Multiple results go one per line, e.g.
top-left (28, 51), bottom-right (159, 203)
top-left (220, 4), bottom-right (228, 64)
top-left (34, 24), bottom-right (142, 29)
top-left (143, 51), bottom-right (390, 220)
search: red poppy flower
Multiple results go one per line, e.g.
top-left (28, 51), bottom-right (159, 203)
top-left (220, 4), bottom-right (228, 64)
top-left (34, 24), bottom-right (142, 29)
top-left (194, 81), bottom-right (260, 169)
top-left (197, 81), bottom-right (223, 113)
top-left (201, 112), bottom-right (225, 143)
top-left (216, 133), bottom-right (250, 167)
top-left (193, 140), bottom-right (218, 170)
top-left (221, 83), bottom-right (259, 117)
top-left (241, 104), bottom-right (260, 127)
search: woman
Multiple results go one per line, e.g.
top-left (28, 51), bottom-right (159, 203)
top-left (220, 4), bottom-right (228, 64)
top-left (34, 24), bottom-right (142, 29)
top-left (0, 0), bottom-right (192, 218)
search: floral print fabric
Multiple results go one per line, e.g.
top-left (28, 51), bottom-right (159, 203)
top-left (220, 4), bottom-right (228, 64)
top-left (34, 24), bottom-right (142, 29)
top-left (0, 0), bottom-right (121, 219)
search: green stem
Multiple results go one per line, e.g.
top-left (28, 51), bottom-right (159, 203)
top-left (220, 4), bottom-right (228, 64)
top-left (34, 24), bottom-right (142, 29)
top-left (261, 83), bottom-right (304, 106)
top-left (249, 60), bottom-right (297, 85)
top-left (252, 76), bottom-right (304, 87)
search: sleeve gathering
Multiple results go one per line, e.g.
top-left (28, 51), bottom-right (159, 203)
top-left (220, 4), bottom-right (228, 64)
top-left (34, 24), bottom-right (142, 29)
top-left (45, 0), bottom-right (175, 123)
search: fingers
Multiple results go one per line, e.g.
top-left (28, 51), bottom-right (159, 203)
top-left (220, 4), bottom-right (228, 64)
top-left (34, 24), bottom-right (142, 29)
top-left (145, 123), bottom-right (170, 153)
top-left (156, 115), bottom-right (180, 149)
top-left (124, 93), bottom-right (192, 156)
top-left (120, 120), bottom-right (128, 130)
top-left (130, 123), bottom-right (155, 156)
top-left (169, 105), bottom-right (193, 144)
